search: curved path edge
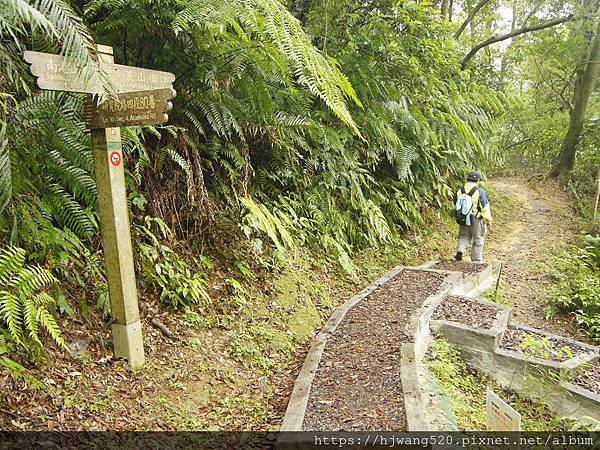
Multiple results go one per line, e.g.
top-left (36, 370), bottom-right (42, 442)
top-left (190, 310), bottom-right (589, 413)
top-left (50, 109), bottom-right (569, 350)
top-left (280, 262), bottom-right (502, 433)
top-left (404, 261), bottom-right (502, 431)
top-left (280, 266), bottom-right (403, 432)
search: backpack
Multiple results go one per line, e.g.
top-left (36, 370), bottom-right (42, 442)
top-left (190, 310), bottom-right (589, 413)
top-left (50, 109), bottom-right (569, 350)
top-left (454, 185), bottom-right (478, 226)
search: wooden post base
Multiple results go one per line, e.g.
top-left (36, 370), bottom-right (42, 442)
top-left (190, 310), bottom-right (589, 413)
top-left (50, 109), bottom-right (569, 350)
top-left (112, 321), bottom-right (145, 368)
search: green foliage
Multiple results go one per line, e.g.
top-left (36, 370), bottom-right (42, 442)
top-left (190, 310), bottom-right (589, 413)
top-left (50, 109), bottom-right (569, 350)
top-left (428, 338), bottom-right (485, 429)
top-left (0, 246), bottom-right (65, 349)
top-left (36, 226), bottom-right (108, 317)
top-left (0, 88), bottom-right (107, 322)
top-left (569, 416), bottom-right (600, 432)
top-left (519, 334), bottom-right (573, 362)
top-left (482, 283), bottom-right (510, 306)
top-left (240, 197), bottom-right (295, 255)
top-left (137, 217), bottom-right (211, 309)
top-left (1, 91), bottom-right (97, 239)
top-left (544, 235), bottom-right (600, 341)
top-left (428, 339), bottom-right (568, 431)
top-left (0, 334), bottom-right (44, 387)
top-left (171, 0), bottom-right (362, 135)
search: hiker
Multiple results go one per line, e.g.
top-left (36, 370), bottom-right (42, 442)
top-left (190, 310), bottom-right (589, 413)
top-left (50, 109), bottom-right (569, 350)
top-left (453, 171), bottom-right (492, 262)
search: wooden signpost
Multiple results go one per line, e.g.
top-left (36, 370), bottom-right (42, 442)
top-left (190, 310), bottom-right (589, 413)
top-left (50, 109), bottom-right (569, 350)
top-left (24, 45), bottom-right (177, 368)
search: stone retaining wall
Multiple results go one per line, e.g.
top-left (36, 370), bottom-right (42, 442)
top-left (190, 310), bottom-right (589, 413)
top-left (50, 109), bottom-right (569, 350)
top-left (279, 257), bottom-right (600, 442)
top-left (432, 302), bottom-right (600, 421)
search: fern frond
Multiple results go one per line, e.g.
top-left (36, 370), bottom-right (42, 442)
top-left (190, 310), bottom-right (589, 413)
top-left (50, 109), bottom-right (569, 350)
top-left (0, 246), bottom-right (64, 349)
top-left (36, 307), bottom-right (66, 348)
top-left (174, 0), bottom-right (361, 136)
top-left (0, 292), bottom-right (23, 343)
top-left (0, 247), bottom-right (26, 285)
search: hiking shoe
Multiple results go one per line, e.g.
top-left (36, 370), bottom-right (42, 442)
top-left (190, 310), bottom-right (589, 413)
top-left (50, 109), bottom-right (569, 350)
top-left (454, 251), bottom-right (463, 261)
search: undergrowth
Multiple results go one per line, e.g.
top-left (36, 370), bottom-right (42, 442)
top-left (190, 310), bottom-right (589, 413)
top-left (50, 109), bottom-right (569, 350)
top-left (543, 234), bottom-right (600, 342)
top-left (0, 247), bottom-right (65, 350)
top-left (427, 339), bottom-right (568, 431)
top-left (136, 216), bottom-right (211, 310)
top-left (482, 282), bottom-right (509, 306)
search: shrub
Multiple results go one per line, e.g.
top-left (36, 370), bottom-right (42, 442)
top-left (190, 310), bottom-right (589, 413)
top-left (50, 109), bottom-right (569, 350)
top-left (137, 217), bottom-right (211, 309)
top-left (545, 235), bottom-right (600, 341)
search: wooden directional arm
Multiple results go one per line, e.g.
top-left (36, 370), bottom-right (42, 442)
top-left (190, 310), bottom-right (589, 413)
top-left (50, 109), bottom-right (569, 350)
top-left (84, 88), bottom-right (176, 129)
top-left (23, 50), bottom-right (175, 94)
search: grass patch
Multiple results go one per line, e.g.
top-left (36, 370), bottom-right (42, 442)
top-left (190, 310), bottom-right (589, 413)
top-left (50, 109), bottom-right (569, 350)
top-left (481, 280), bottom-right (510, 306)
top-left (427, 339), bottom-right (568, 431)
top-left (227, 253), bottom-right (337, 371)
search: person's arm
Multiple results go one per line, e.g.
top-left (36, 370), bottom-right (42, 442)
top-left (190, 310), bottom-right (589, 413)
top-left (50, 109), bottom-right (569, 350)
top-left (478, 188), bottom-right (492, 224)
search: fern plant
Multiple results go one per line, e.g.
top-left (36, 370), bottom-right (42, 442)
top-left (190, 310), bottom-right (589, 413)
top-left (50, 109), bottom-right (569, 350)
top-left (0, 246), bottom-right (65, 348)
top-left (1, 91), bottom-right (97, 240)
top-left (240, 197), bottom-right (295, 256)
top-left (136, 217), bottom-right (211, 309)
top-left (171, 0), bottom-right (362, 136)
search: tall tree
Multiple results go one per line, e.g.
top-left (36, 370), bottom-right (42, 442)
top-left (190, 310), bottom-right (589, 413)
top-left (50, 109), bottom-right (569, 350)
top-left (551, 17), bottom-right (600, 184)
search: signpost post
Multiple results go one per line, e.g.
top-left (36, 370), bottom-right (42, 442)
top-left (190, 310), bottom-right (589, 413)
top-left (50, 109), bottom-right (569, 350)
top-left (24, 45), bottom-right (176, 368)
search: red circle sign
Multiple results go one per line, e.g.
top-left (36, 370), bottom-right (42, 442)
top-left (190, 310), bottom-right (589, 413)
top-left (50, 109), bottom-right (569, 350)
top-left (110, 151), bottom-right (121, 167)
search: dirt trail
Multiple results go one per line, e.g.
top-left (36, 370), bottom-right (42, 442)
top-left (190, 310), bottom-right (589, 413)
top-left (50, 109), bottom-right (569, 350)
top-left (486, 177), bottom-right (583, 340)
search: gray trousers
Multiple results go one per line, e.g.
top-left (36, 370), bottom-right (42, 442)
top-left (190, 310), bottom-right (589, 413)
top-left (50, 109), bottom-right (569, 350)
top-left (457, 217), bottom-right (487, 261)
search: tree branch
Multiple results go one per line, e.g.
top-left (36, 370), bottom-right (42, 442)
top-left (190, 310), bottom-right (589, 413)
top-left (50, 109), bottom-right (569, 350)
top-left (461, 15), bottom-right (574, 69)
top-left (454, 0), bottom-right (492, 39)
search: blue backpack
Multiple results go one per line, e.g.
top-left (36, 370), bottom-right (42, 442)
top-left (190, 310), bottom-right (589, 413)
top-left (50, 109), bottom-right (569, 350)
top-left (454, 185), bottom-right (478, 226)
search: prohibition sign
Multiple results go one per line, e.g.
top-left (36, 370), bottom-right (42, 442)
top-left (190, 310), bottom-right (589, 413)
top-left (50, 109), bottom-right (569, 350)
top-left (110, 151), bottom-right (122, 167)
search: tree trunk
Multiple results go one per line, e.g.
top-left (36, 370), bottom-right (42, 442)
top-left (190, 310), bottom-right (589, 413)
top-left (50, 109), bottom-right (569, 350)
top-left (440, 0), bottom-right (449, 18)
top-left (551, 19), bottom-right (600, 185)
